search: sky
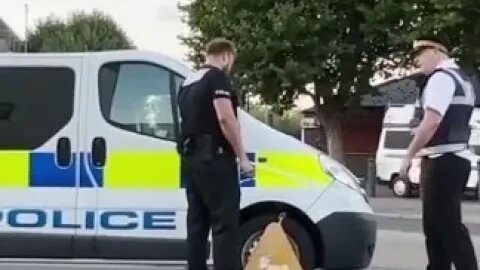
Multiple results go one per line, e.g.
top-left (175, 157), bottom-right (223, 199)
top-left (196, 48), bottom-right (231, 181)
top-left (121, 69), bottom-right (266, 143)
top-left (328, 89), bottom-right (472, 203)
top-left (0, 0), bottom-right (315, 110)
top-left (1, 0), bottom-right (410, 110)
top-left (0, 0), bottom-right (191, 62)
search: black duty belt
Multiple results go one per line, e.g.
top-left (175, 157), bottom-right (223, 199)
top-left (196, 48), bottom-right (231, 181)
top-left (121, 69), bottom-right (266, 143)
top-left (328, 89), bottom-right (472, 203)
top-left (177, 134), bottom-right (231, 157)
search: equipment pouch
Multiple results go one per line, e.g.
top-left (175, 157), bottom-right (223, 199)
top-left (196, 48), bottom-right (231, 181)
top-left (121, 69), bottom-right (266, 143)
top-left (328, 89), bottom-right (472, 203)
top-left (177, 135), bottom-right (195, 156)
top-left (198, 134), bottom-right (214, 162)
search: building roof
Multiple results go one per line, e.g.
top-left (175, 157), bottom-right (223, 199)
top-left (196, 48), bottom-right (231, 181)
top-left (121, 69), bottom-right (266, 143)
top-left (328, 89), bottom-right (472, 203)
top-left (361, 73), bottom-right (424, 107)
top-left (302, 73), bottom-right (424, 114)
top-left (0, 18), bottom-right (20, 41)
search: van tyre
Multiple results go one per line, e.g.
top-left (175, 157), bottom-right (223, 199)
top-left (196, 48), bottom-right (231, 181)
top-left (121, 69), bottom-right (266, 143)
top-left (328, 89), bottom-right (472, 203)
top-left (239, 215), bottom-right (316, 270)
top-left (392, 176), bottom-right (412, 197)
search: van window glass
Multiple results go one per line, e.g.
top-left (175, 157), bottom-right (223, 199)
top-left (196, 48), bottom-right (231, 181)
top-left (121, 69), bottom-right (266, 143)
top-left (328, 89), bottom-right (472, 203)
top-left (99, 62), bottom-right (176, 140)
top-left (173, 75), bottom-right (184, 124)
top-left (174, 75), bottom-right (184, 94)
top-left (0, 67), bottom-right (74, 150)
top-left (471, 145), bottom-right (480, 155)
top-left (384, 130), bottom-right (413, 149)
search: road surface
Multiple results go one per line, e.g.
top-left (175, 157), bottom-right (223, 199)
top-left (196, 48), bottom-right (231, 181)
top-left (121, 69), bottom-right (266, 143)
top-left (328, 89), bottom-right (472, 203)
top-left (1, 229), bottom-right (478, 270)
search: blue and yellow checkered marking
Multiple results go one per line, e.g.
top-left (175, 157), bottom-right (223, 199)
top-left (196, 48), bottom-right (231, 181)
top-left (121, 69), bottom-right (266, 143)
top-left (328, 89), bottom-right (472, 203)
top-left (0, 151), bottom-right (331, 189)
top-left (30, 152), bottom-right (76, 187)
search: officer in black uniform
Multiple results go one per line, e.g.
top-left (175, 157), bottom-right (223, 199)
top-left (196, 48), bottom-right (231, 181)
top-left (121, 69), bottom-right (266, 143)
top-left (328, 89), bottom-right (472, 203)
top-left (177, 38), bottom-right (253, 270)
top-left (401, 36), bottom-right (478, 270)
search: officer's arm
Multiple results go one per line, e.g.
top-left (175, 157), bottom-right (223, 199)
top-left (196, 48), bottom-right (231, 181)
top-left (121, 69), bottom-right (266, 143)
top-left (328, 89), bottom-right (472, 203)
top-left (405, 73), bottom-right (456, 160)
top-left (210, 72), bottom-right (248, 161)
top-left (213, 97), bottom-right (248, 161)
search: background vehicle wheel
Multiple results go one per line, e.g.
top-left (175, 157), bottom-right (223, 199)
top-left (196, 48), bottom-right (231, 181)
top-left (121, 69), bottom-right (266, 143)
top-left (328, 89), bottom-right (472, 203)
top-left (239, 214), bottom-right (316, 270)
top-left (392, 176), bottom-right (412, 197)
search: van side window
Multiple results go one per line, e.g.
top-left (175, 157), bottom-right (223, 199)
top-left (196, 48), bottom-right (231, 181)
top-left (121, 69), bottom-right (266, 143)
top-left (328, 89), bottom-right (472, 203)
top-left (471, 145), bottom-right (480, 155)
top-left (99, 62), bottom-right (177, 141)
top-left (384, 131), bottom-right (413, 149)
top-left (0, 67), bottom-right (74, 150)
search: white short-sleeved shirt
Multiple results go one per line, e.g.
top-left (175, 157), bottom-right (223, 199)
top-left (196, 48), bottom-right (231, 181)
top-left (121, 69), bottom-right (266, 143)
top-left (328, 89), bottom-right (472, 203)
top-left (421, 59), bottom-right (458, 116)
top-left (420, 59), bottom-right (473, 158)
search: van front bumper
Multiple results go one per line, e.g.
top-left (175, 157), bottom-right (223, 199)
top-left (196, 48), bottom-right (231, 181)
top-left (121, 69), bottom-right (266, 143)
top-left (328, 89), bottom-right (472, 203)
top-left (316, 212), bottom-right (377, 269)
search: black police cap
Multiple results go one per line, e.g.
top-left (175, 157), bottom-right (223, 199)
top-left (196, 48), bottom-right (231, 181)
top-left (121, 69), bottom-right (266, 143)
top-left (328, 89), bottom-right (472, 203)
top-left (411, 34), bottom-right (450, 57)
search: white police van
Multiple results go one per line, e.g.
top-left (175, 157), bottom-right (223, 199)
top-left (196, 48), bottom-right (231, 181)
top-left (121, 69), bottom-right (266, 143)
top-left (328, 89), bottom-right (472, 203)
top-left (0, 50), bottom-right (376, 269)
top-left (376, 104), bottom-right (480, 198)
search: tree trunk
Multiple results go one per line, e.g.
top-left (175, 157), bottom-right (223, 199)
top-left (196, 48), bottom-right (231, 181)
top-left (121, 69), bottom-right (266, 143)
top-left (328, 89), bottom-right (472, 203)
top-left (322, 111), bottom-right (345, 163)
top-left (313, 96), bottom-right (346, 164)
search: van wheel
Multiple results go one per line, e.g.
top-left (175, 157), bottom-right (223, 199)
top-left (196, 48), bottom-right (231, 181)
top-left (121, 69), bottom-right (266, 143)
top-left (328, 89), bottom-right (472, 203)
top-left (392, 176), bottom-right (412, 197)
top-left (239, 215), bottom-right (316, 270)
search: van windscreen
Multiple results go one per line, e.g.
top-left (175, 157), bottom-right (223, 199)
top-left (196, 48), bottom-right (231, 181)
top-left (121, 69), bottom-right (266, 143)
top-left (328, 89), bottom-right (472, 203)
top-left (384, 130), bottom-right (413, 149)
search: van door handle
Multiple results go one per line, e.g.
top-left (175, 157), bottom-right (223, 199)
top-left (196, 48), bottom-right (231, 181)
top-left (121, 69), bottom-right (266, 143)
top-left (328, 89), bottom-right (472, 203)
top-left (56, 137), bottom-right (72, 167)
top-left (92, 137), bottom-right (106, 167)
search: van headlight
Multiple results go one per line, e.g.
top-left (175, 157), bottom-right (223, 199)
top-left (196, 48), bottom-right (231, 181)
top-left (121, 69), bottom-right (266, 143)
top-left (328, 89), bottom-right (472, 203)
top-left (319, 153), bottom-right (363, 193)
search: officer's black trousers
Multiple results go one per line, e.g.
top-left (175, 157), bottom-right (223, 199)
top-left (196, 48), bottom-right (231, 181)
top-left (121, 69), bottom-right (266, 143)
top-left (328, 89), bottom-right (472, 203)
top-left (421, 153), bottom-right (478, 270)
top-left (182, 154), bottom-right (241, 270)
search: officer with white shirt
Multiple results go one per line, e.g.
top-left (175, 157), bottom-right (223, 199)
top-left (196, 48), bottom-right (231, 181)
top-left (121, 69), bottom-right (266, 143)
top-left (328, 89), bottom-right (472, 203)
top-left (400, 36), bottom-right (478, 270)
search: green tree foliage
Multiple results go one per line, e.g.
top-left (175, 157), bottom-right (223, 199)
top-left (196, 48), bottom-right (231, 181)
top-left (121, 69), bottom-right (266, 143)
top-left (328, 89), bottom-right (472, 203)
top-left (26, 10), bottom-right (134, 52)
top-left (411, 0), bottom-right (480, 73)
top-left (248, 105), bottom-right (302, 139)
top-left (179, 0), bottom-right (421, 162)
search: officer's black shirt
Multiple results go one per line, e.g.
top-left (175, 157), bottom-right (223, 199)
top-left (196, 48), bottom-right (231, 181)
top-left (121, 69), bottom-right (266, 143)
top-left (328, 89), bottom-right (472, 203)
top-left (178, 65), bottom-right (238, 155)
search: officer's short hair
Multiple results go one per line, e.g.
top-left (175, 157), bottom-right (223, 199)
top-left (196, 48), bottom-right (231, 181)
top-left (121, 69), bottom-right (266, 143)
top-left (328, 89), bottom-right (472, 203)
top-left (205, 38), bottom-right (236, 56)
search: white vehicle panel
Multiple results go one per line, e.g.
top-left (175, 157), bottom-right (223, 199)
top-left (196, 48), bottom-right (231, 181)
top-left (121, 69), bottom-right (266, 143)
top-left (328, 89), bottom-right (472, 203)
top-left (0, 55), bottom-right (83, 238)
top-left (307, 181), bottom-right (372, 222)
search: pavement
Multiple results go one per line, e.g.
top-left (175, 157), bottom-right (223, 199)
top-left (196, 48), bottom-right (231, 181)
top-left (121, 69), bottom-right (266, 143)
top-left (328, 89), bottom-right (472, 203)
top-left (369, 194), bottom-right (480, 270)
top-left (371, 194), bottom-right (480, 234)
top-left (372, 229), bottom-right (480, 270)
top-left (1, 187), bottom-right (479, 270)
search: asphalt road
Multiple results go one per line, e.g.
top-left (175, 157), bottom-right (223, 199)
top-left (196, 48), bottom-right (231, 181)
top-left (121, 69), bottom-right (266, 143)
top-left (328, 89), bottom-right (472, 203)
top-left (1, 193), bottom-right (479, 270)
top-left (1, 228), bottom-right (478, 270)
top-left (369, 193), bottom-right (480, 269)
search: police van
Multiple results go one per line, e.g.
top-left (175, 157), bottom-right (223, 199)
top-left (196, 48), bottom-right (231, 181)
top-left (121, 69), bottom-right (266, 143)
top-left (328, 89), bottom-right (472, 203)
top-left (0, 50), bottom-right (376, 270)
top-left (376, 104), bottom-right (480, 198)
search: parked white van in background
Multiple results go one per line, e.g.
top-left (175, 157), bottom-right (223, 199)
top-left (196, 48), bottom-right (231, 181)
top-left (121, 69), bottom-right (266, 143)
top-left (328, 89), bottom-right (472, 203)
top-left (376, 104), bottom-right (479, 198)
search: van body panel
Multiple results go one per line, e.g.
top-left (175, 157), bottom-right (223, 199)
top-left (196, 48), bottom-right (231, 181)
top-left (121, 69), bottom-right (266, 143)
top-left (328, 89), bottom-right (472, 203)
top-left (0, 55), bottom-right (84, 257)
top-left (377, 105), bottom-right (479, 190)
top-left (0, 51), bottom-right (375, 268)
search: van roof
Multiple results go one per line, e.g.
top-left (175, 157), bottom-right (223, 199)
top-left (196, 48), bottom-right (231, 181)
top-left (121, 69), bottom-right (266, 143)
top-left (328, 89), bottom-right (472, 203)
top-left (1, 49), bottom-right (165, 57)
top-left (0, 49), bottom-right (193, 77)
top-left (382, 104), bottom-right (415, 126)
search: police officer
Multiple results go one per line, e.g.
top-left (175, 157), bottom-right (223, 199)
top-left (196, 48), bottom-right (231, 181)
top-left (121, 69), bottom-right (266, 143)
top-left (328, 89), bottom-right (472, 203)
top-left (400, 36), bottom-right (478, 270)
top-left (177, 38), bottom-right (253, 270)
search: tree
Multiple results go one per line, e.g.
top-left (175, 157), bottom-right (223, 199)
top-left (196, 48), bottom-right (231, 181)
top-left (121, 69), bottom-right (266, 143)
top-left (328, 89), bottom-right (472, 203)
top-left (26, 10), bottom-right (134, 52)
top-left (248, 105), bottom-right (302, 139)
top-left (412, 0), bottom-right (480, 80)
top-left (179, 0), bottom-right (422, 162)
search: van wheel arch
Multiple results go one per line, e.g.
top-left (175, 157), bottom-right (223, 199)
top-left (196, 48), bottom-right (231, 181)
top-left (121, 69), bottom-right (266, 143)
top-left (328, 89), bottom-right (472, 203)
top-left (389, 173), bottom-right (400, 188)
top-left (240, 201), bottom-right (323, 268)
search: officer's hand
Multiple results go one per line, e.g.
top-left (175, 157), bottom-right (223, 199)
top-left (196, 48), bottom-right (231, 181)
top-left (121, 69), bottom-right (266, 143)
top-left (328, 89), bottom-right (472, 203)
top-left (240, 157), bottom-right (253, 173)
top-left (399, 158), bottom-right (411, 180)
